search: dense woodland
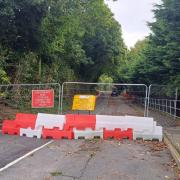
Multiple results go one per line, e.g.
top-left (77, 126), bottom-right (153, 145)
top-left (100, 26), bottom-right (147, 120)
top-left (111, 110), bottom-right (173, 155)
top-left (0, 0), bottom-right (179, 90)
top-left (124, 0), bottom-right (180, 90)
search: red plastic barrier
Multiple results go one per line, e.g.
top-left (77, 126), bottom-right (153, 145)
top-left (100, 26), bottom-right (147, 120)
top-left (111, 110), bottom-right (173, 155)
top-left (2, 113), bottom-right (37, 135)
top-left (122, 128), bottom-right (133, 140)
top-left (42, 127), bottom-right (74, 139)
top-left (64, 114), bottom-right (96, 130)
top-left (103, 128), bottom-right (122, 140)
top-left (2, 120), bottom-right (20, 135)
top-left (15, 113), bottom-right (37, 129)
top-left (103, 128), bottom-right (133, 140)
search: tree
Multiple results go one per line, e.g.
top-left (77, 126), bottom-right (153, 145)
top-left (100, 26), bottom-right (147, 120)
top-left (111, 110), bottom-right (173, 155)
top-left (0, 47), bottom-right (10, 84)
top-left (98, 74), bottom-right (113, 91)
top-left (0, 0), bottom-right (126, 84)
top-left (80, 0), bottom-right (126, 82)
top-left (148, 0), bottom-right (180, 88)
top-left (123, 0), bottom-right (180, 90)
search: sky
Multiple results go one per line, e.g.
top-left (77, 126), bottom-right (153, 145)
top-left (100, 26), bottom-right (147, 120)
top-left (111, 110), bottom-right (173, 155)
top-left (105, 0), bottom-right (162, 48)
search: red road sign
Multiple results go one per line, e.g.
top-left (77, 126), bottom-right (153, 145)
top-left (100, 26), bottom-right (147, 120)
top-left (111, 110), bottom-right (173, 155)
top-left (32, 90), bottom-right (54, 108)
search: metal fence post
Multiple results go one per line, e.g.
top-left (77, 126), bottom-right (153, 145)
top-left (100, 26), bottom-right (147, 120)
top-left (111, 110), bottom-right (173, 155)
top-left (147, 84), bottom-right (152, 117)
top-left (144, 85), bottom-right (148, 117)
top-left (170, 100), bottom-right (172, 115)
top-left (174, 88), bottom-right (178, 120)
top-left (60, 82), bottom-right (65, 114)
top-left (163, 99), bottom-right (165, 112)
top-left (58, 83), bottom-right (61, 114)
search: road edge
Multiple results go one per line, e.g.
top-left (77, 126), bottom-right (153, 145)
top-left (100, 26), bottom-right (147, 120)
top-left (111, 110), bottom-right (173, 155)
top-left (164, 134), bottom-right (180, 169)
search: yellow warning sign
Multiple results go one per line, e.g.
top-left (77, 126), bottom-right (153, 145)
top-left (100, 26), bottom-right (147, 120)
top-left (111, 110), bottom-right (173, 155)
top-left (72, 95), bottom-right (96, 111)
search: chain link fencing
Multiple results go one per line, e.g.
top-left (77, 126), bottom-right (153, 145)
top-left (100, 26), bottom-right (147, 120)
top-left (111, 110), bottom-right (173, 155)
top-left (61, 82), bottom-right (148, 116)
top-left (0, 83), bottom-right (61, 122)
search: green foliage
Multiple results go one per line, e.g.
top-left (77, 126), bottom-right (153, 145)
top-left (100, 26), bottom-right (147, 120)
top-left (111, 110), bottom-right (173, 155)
top-left (148, 0), bottom-right (180, 89)
top-left (98, 74), bottom-right (113, 84)
top-left (80, 0), bottom-right (126, 82)
top-left (0, 0), bottom-right (47, 51)
top-left (124, 39), bottom-right (151, 84)
top-left (0, 69), bottom-right (9, 84)
top-left (0, 0), bottom-right (126, 84)
top-left (98, 74), bottom-right (113, 91)
top-left (122, 0), bottom-right (180, 90)
top-left (0, 45), bottom-right (10, 84)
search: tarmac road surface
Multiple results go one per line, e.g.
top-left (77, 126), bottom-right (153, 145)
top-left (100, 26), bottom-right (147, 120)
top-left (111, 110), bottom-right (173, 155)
top-left (0, 140), bottom-right (179, 180)
top-left (0, 134), bottom-right (49, 169)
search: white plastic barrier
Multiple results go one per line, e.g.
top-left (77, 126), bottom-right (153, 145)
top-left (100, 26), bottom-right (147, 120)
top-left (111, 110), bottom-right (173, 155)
top-left (96, 115), bottom-right (126, 130)
top-left (20, 126), bottom-right (42, 139)
top-left (153, 126), bottom-right (163, 141)
top-left (125, 116), bottom-right (157, 126)
top-left (133, 126), bottom-right (163, 141)
top-left (96, 115), bottom-right (155, 131)
top-left (35, 113), bottom-right (65, 130)
top-left (74, 128), bottom-right (103, 139)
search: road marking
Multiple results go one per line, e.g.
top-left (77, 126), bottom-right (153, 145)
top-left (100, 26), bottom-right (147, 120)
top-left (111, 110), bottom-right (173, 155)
top-left (0, 140), bottom-right (54, 172)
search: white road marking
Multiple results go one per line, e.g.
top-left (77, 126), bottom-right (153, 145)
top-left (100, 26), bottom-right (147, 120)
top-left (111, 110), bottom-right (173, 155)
top-left (0, 140), bottom-right (54, 172)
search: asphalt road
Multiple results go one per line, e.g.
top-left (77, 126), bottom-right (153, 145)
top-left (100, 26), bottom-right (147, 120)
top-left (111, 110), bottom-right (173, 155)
top-left (0, 134), bottom-right (49, 169)
top-left (0, 140), bottom-right (179, 180)
top-left (95, 93), bottom-right (144, 116)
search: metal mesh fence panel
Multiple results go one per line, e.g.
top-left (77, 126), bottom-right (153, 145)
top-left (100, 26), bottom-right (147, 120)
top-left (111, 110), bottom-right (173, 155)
top-left (147, 85), bottom-right (179, 127)
top-left (0, 83), bottom-right (61, 121)
top-left (61, 82), bottom-right (147, 116)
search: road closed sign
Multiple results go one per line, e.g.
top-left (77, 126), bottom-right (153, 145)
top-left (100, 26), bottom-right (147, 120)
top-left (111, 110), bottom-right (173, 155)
top-left (72, 95), bottom-right (96, 111)
top-left (32, 90), bottom-right (54, 108)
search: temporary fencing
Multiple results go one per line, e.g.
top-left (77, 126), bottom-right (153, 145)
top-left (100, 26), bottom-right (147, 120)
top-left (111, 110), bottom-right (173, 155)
top-left (61, 82), bottom-right (148, 117)
top-left (147, 84), bottom-right (179, 127)
top-left (0, 83), bottom-right (61, 121)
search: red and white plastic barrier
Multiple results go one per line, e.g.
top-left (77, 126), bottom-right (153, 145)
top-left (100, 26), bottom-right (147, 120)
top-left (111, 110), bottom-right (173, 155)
top-left (20, 113), bottom-right (65, 139)
top-left (1, 113), bottom-right (163, 141)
